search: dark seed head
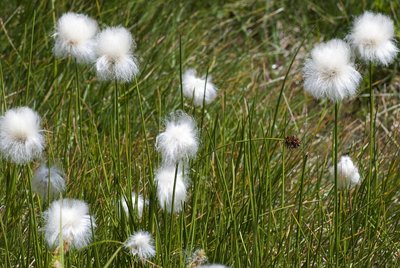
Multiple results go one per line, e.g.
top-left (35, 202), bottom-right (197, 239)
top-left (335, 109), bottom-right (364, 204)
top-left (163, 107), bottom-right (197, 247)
top-left (285, 135), bottom-right (301, 149)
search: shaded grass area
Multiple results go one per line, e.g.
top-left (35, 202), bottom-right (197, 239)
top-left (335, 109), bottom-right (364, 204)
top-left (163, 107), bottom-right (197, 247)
top-left (0, 0), bottom-right (400, 267)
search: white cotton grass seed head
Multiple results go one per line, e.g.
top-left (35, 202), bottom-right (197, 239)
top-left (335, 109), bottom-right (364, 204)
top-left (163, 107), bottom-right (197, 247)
top-left (121, 192), bottom-right (147, 218)
top-left (32, 164), bottom-right (66, 200)
top-left (124, 231), bottom-right (156, 260)
top-left (53, 12), bottom-right (98, 63)
top-left (155, 165), bottom-right (188, 213)
top-left (43, 198), bottom-right (95, 250)
top-left (303, 39), bottom-right (362, 102)
top-left (183, 69), bottom-right (218, 107)
top-left (156, 111), bottom-right (199, 165)
top-left (95, 27), bottom-right (139, 82)
top-left (0, 107), bottom-right (45, 164)
top-left (329, 155), bottom-right (361, 189)
top-left (348, 11), bottom-right (398, 66)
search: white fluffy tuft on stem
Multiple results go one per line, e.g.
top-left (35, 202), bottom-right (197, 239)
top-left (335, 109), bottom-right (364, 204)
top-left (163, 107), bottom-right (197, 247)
top-left (124, 231), bottom-right (156, 259)
top-left (182, 69), bottom-right (217, 107)
top-left (303, 39), bottom-right (361, 102)
top-left (156, 111), bottom-right (199, 165)
top-left (155, 164), bottom-right (188, 213)
top-left (32, 164), bottom-right (66, 200)
top-left (0, 107), bottom-right (45, 164)
top-left (53, 12), bottom-right (98, 63)
top-left (43, 199), bottom-right (96, 250)
top-left (348, 11), bottom-right (398, 66)
top-left (95, 27), bottom-right (139, 82)
top-left (329, 155), bottom-right (361, 189)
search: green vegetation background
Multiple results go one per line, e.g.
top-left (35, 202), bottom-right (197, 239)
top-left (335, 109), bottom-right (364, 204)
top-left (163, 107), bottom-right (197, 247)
top-left (0, 0), bottom-right (399, 267)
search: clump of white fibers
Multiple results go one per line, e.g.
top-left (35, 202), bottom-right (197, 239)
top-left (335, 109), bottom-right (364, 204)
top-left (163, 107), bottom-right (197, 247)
top-left (303, 39), bottom-right (361, 102)
top-left (53, 12), bottom-right (98, 63)
top-left (156, 111), bottom-right (199, 165)
top-left (43, 199), bottom-right (95, 251)
top-left (124, 231), bottom-right (156, 260)
top-left (0, 107), bottom-right (45, 164)
top-left (95, 27), bottom-right (139, 82)
top-left (348, 11), bottom-right (398, 66)
top-left (155, 165), bottom-right (188, 213)
top-left (32, 164), bottom-right (66, 200)
top-left (183, 69), bottom-right (218, 106)
top-left (329, 156), bottom-right (361, 189)
top-left (121, 192), bottom-right (147, 218)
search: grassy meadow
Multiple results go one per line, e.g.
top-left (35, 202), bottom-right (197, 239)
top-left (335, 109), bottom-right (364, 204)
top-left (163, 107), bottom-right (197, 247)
top-left (1, 0), bottom-right (400, 267)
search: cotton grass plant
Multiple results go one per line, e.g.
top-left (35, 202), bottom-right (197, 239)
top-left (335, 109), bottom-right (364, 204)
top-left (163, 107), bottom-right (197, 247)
top-left (120, 192), bottom-right (147, 219)
top-left (155, 164), bottom-right (188, 213)
top-left (95, 27), bottom-right (139, 82)
top-left (329, 155), bottom-right (361, 189)
top-left (53, 12), bottom-right (98, 64)
top-left (182, 69), bottom-right (218, 107)
top-left (155, 111), bottom-right (199, 165)
top-left (154, 111), bottom-right (199, 214)
top-left (303, 39), bottom-right (361, 102)
top-left (0, 107), bottom-right (45, 164)
top-left (42, 198), bottom-right (96, 251)
top-left (94, 26), bottom-right (139, 194)
top-left (348, 11), bottom-right (398, 66)
top-left (348, 11), bottom-right (398, 238)
top-left (124, 231), bottom-right (156, 261)
top-left (303, 38), bottom-right (361, 265)
top-left (32, 164), bottom-right (66, 200)
top-left (53, 12), bottom-right (99, 151)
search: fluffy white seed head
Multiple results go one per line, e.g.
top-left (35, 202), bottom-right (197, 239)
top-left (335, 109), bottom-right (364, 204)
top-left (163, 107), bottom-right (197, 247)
top-left (156, 111), bottom-right (199, 165)
top-left (348, 11), bottom-right (398, 66)
top-left (124, 231), bottom-right (156, 259)
top-left (0, 107), bottom-right (45, 164)
top-left (53, 12), bottom-right (98, 63)
top-left (183, 69), bottom-right (218, 106)
top-left (329, 156), bottom-right (361, 189)
top-left (303, 39), bottom-right (362, 102)
top-left (32, 164), bottom-right (66, 200)
top-left (95, 27), bottom-right (139, 82)
top-left (121, 192), bottom-right (147, 218)
top-left (43, 199), bottom-right (96, 250)
top-left (155, 165), bottom-right (188, 213)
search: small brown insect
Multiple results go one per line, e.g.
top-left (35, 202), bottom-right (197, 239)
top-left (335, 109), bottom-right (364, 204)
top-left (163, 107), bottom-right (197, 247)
top-left (285, 135), bottom-right (301, 149)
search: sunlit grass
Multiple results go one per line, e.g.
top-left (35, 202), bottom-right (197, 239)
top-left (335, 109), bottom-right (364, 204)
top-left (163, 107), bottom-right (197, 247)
top-left (0, 0), bottom-right (399, 267)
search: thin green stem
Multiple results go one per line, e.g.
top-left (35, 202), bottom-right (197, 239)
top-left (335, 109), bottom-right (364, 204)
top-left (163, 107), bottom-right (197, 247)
top-left (199, 67), bottom-right (209, 137)
top-left (280, 140), bottom-right (285, 248)
top-left (0, 210), bottom-right (11, 267)
top-left (26, 11), bottom-right (35, 104)
top-left (295, 154), bottom-right (307, 267)
top-left (26, 166), bottom-right (42, 267)
top-left (334, 101), bottom-right (339, 267)
top-left (134, 78), bottom-right (155, 231)
top-left (0, 62), bottom-right (7, 111)
top-left (369, 63), bottom-right (375, 167)
top-left (169, 163), bottom-right (179, 215)
top-left (114, 79), bottom-right (121, 188)
top-left (366, 62), bottom-right (375, 240)
top-left (179, 35), bottom-right (184, 111)
top-left (74, 59), bottom-right (83, 151)
top-left (369, 62), bottom-right (375, 177)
